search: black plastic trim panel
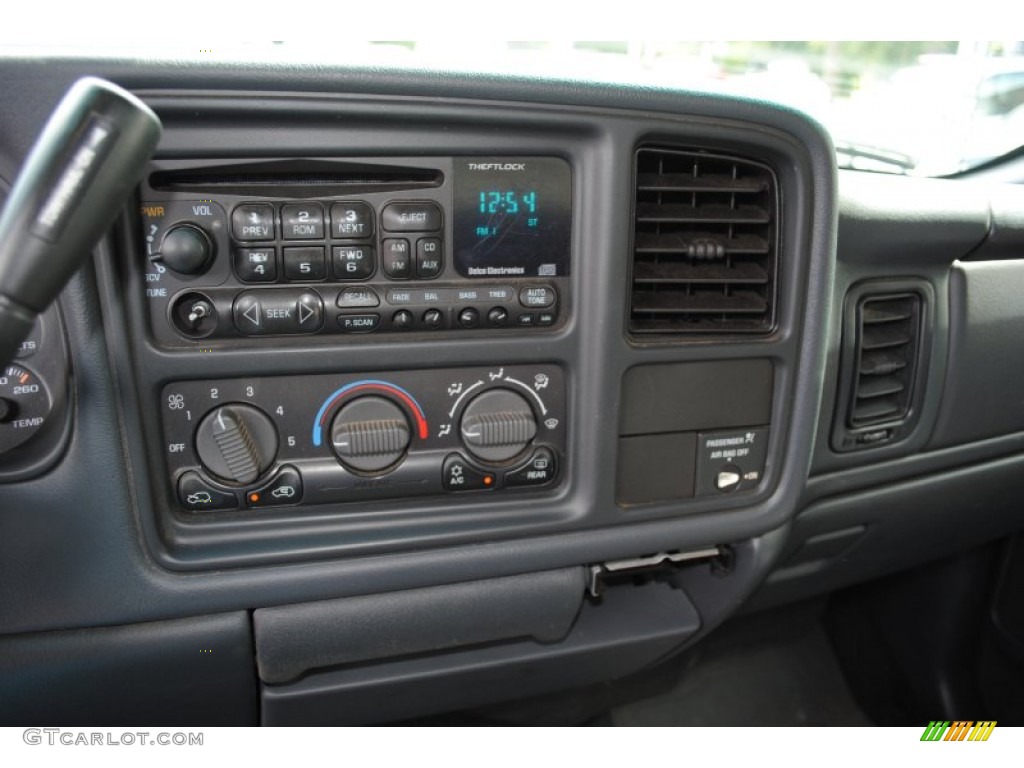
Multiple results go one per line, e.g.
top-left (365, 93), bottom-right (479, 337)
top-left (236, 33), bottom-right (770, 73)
top-left (0, 59), bottom-right (834, 635)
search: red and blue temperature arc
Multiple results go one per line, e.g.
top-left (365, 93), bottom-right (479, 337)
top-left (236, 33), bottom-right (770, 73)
top-left (312, 380), bottom-right (429, 447)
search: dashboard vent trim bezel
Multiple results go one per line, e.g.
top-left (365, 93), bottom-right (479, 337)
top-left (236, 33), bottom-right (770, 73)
top-left (832, 281), bottom-right (933, 453)
top-left (628, 146), bottom-right (781, 338)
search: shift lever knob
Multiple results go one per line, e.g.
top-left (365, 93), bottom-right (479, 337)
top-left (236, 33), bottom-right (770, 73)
top-left (0, 77), bottom-right (162, 365)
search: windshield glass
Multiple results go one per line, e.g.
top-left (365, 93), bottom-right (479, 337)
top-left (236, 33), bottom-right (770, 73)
top-left (361, 40), bottom-right (1024, 176)
top-left (5, 39), bottom-right (1023, 176)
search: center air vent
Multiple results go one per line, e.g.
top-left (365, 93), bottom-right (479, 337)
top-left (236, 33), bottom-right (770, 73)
top-left (629, 148), bottom-right (778, 336)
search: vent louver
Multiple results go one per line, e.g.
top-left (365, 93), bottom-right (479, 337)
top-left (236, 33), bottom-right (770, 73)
top-left (849, 294), bottom-right (922, 428)
top-left (629, 148), bottom-right (778, 335)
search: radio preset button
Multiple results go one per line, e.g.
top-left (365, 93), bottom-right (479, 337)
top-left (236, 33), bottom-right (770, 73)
top-left (416, 237), bottom-right (443, 278)
top-left (519, 286), bottom-right (555, 308)
top-left (338, 314), bottom-right (381, 333)
top-left (332, 245), bottom-right (375, 280)
top-left (281, 203), bottom-right (325, 240)
top-left (330, 202), bottom-right (374, 239)
top-left (337, 287), bottom-right (380, 308)
top-left (231, 204), bottom-right (275, 241)
top-left (382, 239), bottom-right (412, 279)
top-left (234, 248), bottom-right (277, 282)
top-left (382, 202), bottom-right (442, 232)
top-left (284, 246), bottom-right (326, 281)
top-left (233, 290), bottom-right (324, 335)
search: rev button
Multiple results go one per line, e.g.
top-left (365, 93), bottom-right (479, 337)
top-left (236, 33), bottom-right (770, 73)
top-left (233, 290), bottom-right (324, 335)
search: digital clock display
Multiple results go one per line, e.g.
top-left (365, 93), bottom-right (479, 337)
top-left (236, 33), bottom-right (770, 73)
top-left (453, 157), bottom-right (571, 278)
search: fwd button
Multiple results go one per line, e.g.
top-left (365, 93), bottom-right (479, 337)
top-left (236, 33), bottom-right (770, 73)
top-left (233, 290), bottom-right (324, 335)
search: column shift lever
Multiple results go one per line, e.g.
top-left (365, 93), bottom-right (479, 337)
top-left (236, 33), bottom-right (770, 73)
top-left (0, 77), bottom-right (162, 365)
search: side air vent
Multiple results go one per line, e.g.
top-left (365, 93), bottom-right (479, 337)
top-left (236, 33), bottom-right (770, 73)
top-left (833, 285), bottom-right (930, 452)
top-left (629, 148), bottom-right (778, 336)
top-left (850, 294), bottom-right (921, 426)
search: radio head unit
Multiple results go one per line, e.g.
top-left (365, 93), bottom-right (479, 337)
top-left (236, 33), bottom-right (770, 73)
top-left (136, 156), bottom-right (572, 346)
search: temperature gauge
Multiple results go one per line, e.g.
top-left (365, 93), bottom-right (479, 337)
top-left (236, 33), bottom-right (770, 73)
top-left (0, 364), bottom-right (52, 454)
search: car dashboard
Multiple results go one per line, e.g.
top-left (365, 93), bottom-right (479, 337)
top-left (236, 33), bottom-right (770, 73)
top-left (1, 55), bottom-right (1023, 726)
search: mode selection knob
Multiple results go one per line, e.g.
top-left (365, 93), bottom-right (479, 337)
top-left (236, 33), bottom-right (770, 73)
top-left (153, 223), bottom-right (215, 275)
top-left (459, 388), bottom-right (537, 463)
top-left (195, 404), bottom-right (278, 484)
top-left (331, 396), bottom-right (411, 473)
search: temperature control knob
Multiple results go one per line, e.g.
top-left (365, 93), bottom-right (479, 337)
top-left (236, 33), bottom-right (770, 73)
top-left (195, 404), bottom-right (278, 484)
top-left (153, 223), bottom-right (215, 275)
top-left (459, 388), bottom-right (537, 463)
top-left (331, 396), bottom-right (411, 473)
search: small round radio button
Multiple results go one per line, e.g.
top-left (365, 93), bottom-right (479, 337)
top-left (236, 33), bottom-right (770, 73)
top-left (422, 309), bottom-right (444, 329)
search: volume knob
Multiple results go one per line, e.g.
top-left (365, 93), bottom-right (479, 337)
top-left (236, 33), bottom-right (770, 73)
top-left (195, 404), bottom-right (278, 484)
top-left (153, 223), bottom-right (215, 275)
top-left (459, 389), bottom-right (537, 463)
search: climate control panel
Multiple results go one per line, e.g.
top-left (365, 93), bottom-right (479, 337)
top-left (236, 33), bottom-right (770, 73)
top-left (159, 365), bottom-right (566, 514)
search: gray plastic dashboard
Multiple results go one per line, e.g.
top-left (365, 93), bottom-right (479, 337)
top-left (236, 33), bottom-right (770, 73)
top-left (0, 55), bottom-right (1022, 725)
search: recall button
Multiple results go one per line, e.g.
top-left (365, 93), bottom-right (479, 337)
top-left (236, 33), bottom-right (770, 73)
top-left (519, 286), bottom-right (556, 308)
top-left (337, 287), bottom-right (380, 308)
